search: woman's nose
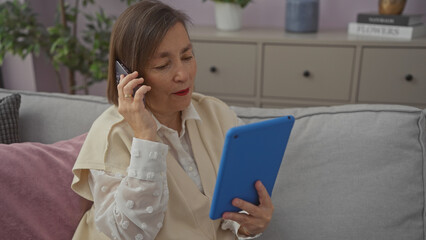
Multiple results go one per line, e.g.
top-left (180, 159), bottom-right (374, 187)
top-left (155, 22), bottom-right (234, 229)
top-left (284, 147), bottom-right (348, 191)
top-left (173, 63), bottom-right (189, 82)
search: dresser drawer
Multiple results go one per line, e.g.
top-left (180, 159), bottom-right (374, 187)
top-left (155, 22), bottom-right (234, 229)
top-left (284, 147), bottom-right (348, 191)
top-left (192, 41), bottom-right (257, 96)
top-left (358, 47), bottom-right (426, 105)
top-left (262, 45), bottom-right (355, 101)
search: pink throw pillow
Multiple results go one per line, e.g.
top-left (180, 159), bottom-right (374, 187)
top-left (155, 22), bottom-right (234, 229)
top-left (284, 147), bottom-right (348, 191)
top-left (0, 133), bottom-right (92, 240)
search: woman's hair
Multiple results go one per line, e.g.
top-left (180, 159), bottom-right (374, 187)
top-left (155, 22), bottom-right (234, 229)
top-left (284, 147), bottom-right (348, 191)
top-left (107, 0), bottom-right (191, 105)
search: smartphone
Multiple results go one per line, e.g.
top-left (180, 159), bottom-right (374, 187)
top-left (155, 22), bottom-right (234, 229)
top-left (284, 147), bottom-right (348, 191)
top-left (115, 60), bottom-right (131, 84)
top-left (115, 60), bottom-right (143, 97)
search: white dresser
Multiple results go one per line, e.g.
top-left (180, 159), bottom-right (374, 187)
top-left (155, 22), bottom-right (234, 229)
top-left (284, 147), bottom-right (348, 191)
top-left (190, 26), bottom-right (426, 108)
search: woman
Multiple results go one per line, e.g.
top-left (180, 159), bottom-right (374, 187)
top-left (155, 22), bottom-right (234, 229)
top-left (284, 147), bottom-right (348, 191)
top-left (71, 1), bottom-right (273, 239)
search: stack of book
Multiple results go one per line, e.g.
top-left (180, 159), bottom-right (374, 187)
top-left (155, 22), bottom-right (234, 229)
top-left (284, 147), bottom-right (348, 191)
top-left (348, 12), bottom-right (426, 40)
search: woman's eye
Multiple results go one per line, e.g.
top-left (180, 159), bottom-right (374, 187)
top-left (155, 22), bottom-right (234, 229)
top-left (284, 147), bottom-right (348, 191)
top-left (155, 63), bottom-right (169, 70)
top-left (183, 55), bottom-right (193, 61)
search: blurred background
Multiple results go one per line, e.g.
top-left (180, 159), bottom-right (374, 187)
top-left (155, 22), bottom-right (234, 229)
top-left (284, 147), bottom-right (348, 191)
top-left (1, 0), bottom-right (425, 96)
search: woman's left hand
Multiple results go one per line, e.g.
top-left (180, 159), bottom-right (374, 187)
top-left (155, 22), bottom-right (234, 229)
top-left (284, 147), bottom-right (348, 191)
top-left (222, 180), bottom-right (274, 237)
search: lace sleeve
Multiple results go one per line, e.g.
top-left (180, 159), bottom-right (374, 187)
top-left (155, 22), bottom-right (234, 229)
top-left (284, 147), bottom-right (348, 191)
top-left (88, 138), bottom-right (169, 240)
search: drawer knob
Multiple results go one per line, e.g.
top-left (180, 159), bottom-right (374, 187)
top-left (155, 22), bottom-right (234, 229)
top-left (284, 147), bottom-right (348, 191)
top-left (210, 66), bottom-right (218, 73)
top-left (405, 74), bottom-right (413, 82)
top-left (303, 70), bottom-right (311, 78)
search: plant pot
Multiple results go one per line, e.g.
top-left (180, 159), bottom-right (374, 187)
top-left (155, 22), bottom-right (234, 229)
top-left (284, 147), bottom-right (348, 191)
top-left (214, 2), bottom-right (243, 31)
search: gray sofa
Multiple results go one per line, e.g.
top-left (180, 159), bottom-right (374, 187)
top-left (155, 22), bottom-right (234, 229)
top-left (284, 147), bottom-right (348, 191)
top-left (1, 88), bottom-right (425, 240)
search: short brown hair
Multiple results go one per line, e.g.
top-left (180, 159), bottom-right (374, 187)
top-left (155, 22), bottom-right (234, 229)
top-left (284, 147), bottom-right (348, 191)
top-left (107, 0), bottom-right (190, 105)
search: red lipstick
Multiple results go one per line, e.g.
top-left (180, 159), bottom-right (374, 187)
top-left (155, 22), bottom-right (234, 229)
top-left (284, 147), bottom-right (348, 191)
top-left (174, 88), bottom-right (190, 96)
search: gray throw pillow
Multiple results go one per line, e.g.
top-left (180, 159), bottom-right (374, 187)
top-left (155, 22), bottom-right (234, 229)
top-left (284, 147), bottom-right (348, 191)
top-left (0, 94), bottom-right (21, 144)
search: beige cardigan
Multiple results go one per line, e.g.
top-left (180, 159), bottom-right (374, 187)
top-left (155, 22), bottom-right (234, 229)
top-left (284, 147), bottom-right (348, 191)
top-left (71, 93), bottom-right (239, 240)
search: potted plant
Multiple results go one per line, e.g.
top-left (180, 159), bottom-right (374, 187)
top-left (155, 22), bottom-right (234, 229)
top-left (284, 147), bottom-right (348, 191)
top-left (0, 0), bottom-right (138, 94)
top-left (202, 0), bottom-right (252, 31)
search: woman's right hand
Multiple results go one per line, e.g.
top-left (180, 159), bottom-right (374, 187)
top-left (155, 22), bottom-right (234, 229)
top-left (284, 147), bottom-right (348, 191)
top-left (117, 71), bottom-right (157, 141)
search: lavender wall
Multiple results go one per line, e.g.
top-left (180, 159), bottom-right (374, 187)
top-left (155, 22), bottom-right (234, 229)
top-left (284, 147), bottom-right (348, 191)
top-left (165, 0), bottom-right (426, 30)
top-left (2, 0), bottom-right (426, 96)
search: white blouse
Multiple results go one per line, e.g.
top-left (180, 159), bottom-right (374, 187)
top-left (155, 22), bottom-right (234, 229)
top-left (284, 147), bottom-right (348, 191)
top-left (88, 104), bottom-right (258, 240)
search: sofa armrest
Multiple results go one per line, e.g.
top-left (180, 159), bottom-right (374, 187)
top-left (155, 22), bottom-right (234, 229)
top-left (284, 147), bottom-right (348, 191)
top-left (232, 104), bottom-right (426, 240)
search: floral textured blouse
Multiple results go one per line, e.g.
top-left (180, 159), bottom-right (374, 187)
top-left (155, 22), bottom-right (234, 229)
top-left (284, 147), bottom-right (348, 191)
top-left (87, 104), bottom-right (257, 240)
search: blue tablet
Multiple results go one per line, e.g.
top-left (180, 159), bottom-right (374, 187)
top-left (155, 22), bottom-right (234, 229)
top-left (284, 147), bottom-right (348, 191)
top-left (209, 115), bottom-right (295, 220)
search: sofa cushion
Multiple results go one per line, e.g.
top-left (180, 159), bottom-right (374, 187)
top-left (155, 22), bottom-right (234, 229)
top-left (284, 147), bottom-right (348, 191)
top-left (0, 88), bottom-right (111, 143)
top-left (232, 104), bottom-right (426, 240)
top-left (0, 133), bottom-right (92, 240)
top-left (0, 93), bottom-right (21, 144)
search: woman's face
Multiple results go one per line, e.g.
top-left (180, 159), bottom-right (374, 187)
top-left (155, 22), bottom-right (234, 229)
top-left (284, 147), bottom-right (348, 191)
top-left (143, 22), bottom-right (197, 117)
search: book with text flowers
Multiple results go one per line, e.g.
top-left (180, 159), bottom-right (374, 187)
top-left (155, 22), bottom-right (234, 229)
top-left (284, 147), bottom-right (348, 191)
top-left (348, 22), bottom-right (426, 40)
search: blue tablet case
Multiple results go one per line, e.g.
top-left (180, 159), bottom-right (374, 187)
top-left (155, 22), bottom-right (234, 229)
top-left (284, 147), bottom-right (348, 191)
top-left (209, 115), bottom-right (295, 220)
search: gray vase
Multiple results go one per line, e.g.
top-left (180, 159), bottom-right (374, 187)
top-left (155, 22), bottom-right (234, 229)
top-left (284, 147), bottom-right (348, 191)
top-left (285, 0), bottom-right (319, 33)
